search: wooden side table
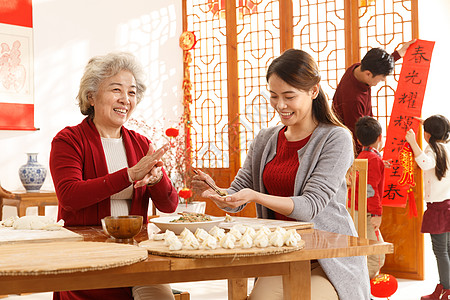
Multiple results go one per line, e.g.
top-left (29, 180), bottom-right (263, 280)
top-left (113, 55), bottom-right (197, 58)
top-left (0, 190), bottom-right (58, 220)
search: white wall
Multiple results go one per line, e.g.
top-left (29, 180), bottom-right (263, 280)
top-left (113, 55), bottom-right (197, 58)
top-left (418, 0), bottom-right (450, 119)
top-left (0, 0), bottom-right (183, 192)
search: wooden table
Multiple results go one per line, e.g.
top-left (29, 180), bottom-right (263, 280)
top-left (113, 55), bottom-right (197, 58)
top-left (0, 226), bottom-right (393, 299)
top-left (0, 190), bottom-right (58, 219)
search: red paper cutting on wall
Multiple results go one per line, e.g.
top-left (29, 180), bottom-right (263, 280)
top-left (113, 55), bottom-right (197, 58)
top-left (382, 39), bottom-right (435, 208)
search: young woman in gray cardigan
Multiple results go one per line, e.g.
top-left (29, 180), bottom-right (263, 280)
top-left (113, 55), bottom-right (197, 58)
top-left (193, 49), bottom-right (370, 299)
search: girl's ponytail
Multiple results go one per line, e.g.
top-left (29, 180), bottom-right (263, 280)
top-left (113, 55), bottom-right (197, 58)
top-left (423, 115), bottom-right (450, 181)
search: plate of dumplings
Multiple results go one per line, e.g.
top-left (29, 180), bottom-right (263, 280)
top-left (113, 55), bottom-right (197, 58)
top-left (139, 224), bottom-right (305, 258)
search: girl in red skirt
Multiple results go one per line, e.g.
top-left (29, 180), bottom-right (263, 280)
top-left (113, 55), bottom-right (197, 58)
top-left (406, 115), bottom-right (450, 300)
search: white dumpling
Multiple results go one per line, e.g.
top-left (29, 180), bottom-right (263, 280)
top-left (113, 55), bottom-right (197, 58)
top-left (180, 228), bottom-right (193, 239)
top-left (229, 227), bottom-right (242, 240)
top-left (219, 233), bottom-right (235, 249)
top-left (182, 234), bottom-right (200, 250)
top-left (195, 228), bottom-right (211, 242)
top-left (208, 226), bottom-right (224, 236)
top-left (200, 235), bottom-right (218, 250)
top-left (231, 224), bottom-right (247, 234)
top-left (243, 227), bottom-right (256, 239)
top-left (238, 233), bottom-right (253, 249)
top-left (284, 229), bottom-right (302, 243)
top-left (224, 213), bottom-right (234, 223)
top-left (164, 230), bottom-right (176, 240)
top-left (256, 226), bottom-right (271, 237)
top-left (269, 231), bottom-right (284, 247)
top-left (153, 233), bottom-right (166, 241)
top-left (168, 236), bottom-right (183, 251)
top-left (283, 231), bottom-right (299, 247)
top-left (164, 234), bottom-right (179, 246)
top-left (253, 233), bottom-right (269, 248)
top-left (274, 226), bottom-right (287, 235)
top-left (42, 219), bottom-right (64, 231)
top-left (209, 226), bottom-right (225, 241)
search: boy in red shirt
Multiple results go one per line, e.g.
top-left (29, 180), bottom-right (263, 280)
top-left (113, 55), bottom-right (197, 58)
top-left (355, 116), bottom-right (386, 279)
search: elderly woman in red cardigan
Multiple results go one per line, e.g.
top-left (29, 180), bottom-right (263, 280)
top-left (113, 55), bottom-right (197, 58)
top-left (50, 52), bottom-right (179, 300)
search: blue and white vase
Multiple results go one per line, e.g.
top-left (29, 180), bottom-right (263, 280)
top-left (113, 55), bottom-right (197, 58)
top-left (18, 153), bottom-right (47, 192)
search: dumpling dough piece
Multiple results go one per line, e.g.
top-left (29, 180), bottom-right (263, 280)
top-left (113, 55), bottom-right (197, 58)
top-left (1, 216), bottom-right (18, 227)
top-left (13, 216), bottom-right (61, 230)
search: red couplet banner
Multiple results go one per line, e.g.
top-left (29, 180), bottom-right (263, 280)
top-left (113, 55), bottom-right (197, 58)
top-left (0, 0), bottom-right (35, 131)
top-left (382, 39), bottom-right (435, 207)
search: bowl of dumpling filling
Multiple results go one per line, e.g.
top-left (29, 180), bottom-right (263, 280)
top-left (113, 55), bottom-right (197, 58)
top-left (150, 212), bottom-right (224, 235)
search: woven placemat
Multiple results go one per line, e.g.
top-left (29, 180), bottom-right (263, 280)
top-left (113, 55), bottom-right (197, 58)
top-left (139, 239), bottom-right (305, 258)
top-left (0, 241), bottom-right (148, 276)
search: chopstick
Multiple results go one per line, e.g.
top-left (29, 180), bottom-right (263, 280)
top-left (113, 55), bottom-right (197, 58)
top-left (192, 169), bottom-right (227, 196)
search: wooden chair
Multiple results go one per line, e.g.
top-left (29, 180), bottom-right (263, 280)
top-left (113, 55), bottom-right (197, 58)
top-left (346, 159), bottom-right (368, 239)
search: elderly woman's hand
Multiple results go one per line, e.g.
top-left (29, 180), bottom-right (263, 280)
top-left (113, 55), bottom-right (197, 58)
top-left (128, 143), bottom-right (169, 187)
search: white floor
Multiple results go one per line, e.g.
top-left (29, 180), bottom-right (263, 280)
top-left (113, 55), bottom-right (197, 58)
top-left (1, 207), bottom-right (441, 299)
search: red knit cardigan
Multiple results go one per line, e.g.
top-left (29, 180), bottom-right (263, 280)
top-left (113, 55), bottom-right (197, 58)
top-left (50, 117), bottom-right (179, 300)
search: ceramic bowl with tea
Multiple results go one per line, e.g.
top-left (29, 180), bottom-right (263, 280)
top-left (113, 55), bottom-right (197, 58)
top-left (101, 215), bottom-right (143, 243)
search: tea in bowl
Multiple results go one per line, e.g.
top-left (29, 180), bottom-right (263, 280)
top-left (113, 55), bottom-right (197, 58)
top-left (102, 215), bottom-right (143, 243)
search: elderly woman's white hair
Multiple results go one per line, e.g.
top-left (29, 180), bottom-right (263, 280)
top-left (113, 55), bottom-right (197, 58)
top-left (77, 52), bottom-right (147, 117)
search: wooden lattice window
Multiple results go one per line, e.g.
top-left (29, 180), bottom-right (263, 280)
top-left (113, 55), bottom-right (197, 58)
top-left (184, 0), bottom-right (415, 180)
top-left (183, 0), bottom-right (421, 280)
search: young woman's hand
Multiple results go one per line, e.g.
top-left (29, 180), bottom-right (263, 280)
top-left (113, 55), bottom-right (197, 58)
top-left (222, 188), bottom-right (257, 208)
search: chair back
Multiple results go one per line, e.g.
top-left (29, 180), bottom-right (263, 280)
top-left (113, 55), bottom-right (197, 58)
top-left (346, 159), bottom-right (368, 239)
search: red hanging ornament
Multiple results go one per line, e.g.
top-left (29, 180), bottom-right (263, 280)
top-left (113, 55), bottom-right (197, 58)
top-left (165, 127), bottom-right (179, 138)
top-left (398, 143), bottom-right (415, 187)
top-left (398, 142), bottom-right (418, 218)
top-left (370, 273), bottom-right (398, 299)
top-left (179, 31), bottom-right (197, 51)
top-left (178, 188), bottom-right (193, 200)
